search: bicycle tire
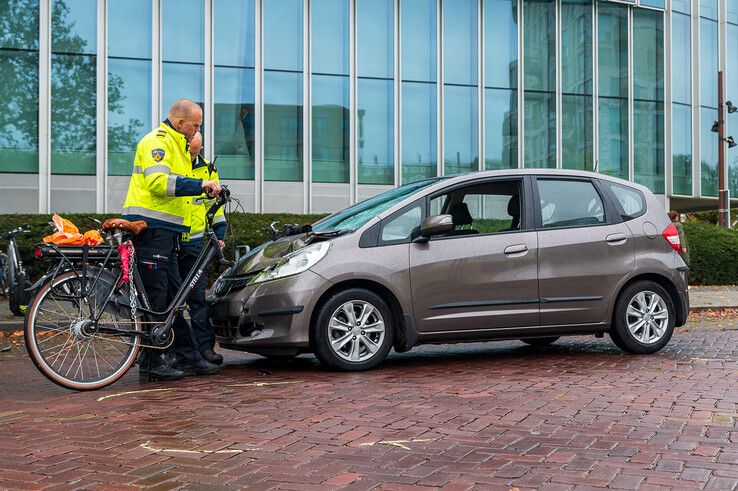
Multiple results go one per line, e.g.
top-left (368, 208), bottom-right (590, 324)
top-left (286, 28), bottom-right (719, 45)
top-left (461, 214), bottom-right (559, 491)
top-left (25, 270), bottom-right (142, 391)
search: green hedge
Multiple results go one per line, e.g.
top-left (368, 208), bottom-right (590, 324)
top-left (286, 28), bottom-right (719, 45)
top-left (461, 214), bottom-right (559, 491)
top-left (0, 213), bottom-right (326, 281)
top-left (682, 221), bottom-right (738, 285)
top-left (1, 213), bottom-right (736, 286)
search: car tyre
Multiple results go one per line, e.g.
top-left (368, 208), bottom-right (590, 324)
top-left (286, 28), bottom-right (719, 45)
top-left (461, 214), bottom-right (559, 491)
top-left (312, 288), bottom-right (394, 371)
top-left (609, 280), bottom-right (675, 354)
top-left (520, 336), bottom-right (559, 347)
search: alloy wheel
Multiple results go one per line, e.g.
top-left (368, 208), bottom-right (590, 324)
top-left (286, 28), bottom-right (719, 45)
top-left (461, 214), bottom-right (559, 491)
top-left (626, 291), bottom-right (669, 344)
top-left (328, 300), bottom-right (386, 363)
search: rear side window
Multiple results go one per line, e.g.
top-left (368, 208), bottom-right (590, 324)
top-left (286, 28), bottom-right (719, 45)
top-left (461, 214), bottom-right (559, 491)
top-left (606, 182), bottom-right (646, 220)
top-left (537, 179), bottom-right (605, 228)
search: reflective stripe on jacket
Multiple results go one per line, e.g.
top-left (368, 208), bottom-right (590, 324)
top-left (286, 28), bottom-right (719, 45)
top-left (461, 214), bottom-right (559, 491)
top-left (181, 155), bottom-right (227, 245)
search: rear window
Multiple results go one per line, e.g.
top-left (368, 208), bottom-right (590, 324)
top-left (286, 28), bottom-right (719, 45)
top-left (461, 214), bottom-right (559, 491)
top-left (606, 182), bottom-right (646, 220)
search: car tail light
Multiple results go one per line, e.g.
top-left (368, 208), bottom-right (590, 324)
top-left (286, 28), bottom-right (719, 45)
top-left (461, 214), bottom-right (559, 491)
top-left (662, 223), bottom-right (681, 253)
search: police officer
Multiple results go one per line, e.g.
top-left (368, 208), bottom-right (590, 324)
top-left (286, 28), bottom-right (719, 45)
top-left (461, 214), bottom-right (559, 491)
top-left (171, 131), bottom-right (226, 366)
top-left (122, 99), bottom-right (222, 381)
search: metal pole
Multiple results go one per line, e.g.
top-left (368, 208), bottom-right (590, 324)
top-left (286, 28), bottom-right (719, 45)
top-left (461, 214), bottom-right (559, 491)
top-left (718, 70), bottom-right (728, 227)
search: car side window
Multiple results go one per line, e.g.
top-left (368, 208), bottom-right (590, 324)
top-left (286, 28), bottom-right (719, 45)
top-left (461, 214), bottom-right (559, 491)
top-left (380, 205), bottom-right (422, 243)
top-left (607, 182), bottom-right (646, 220)
top-left (537, 179), bottom-right (605, 228)
top-left (429, 179), bottom-right (523, 237)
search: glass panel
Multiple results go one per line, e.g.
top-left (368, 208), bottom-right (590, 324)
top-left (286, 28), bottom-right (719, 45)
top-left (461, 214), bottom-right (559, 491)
top-left (562, 95), bottom-right (593, 170)
top-left (673, 0), bottom-right (691, 14)
top-left (639, 0), bottom-right (666, 9)
top-left (701, 0), bottom-right (718, 20)
top-left (108, 0), bottom-right (150, 58)
top-left (51, 0), bottom-right (96, 175)
top-left (524, 0), bottom-right (555, 92)
top-left (401, 0), bottom-right (436, 82)
top-left (730, 0), bottom-right (738, 24)
top-left (729, 23), bottom-right (738, 198)
top-left (524, 92), bottom-right (556, 168)
top-left (598, 97), bottom-right (628, 179)
top-left (312, 75), bottom-right (349, 183)
top-left (561, 0), bottom-right (592, 171)
top-left (162, 0), bottom-right (203, 63)
top-left (700, 19), bottom-right (718, 107)
top-left (0, 0), bottom-right (39, 173)
top-left (52, 0), bottom-right (96, 54)
top-left (381, 206), bottom-right (422, 242)
top-left (444, 85), bottom-right (478, 175)
top-left (672, 103), bottom-right (692, 195)
top-left (108, 59), bottom-right (152, 176)
top-left (358, 78), bottom-right (393, 184)
top-left (0, 50), bottom-right (39, 173)
top-left (484, 0), bottom-right (517, 89)
top-left (633, 9), bottom-right (664, 103)
top-left (561, 0), bottom-right (592, 95)
top-left (598, 3), bottom-right (628, 179)
top-left (402, 82), bottom-right (437, 183)
top-left (672, 13), bottom-right (691, 105)
top-left (700, 107), bottom-right (718, 196)
top-left (264, 0), bottom-right (303, 71)
top-left (607, 182), bottom-right (645, 218)
top-left (0, 0), bottom-right (39, 50)
top-left (264, 71), bottom-right (303, 181)
top-left (214, 0), bottom-right (255, 67)
top-left (312, 0), bottom-right (349, 75)
top-left (214, 67), bottom-right (255, 180)
top-left (162, 63), bottom-right (204, 115)
top-left (443, 0), bottom-right (477, 85)
top-left (485, 88), bottom-right (517, 169)
top-left (634, 100), bottom-right (665, 194)
top-left (357, 0), bottom-right (393, 78)
top-left (524, 0), bottom-right (555, 168)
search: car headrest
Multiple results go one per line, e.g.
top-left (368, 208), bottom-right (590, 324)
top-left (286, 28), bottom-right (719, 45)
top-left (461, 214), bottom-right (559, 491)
top-left (449, 202), bottom-right (473, 226)
top-left (507, 194), bottom-right (520, 217)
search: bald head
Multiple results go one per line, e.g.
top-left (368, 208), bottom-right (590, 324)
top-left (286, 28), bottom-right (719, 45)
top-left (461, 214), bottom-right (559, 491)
top-left (167, 99), bottom-right (202, 141)
top-left (189, 131), bottom-right (203, 160)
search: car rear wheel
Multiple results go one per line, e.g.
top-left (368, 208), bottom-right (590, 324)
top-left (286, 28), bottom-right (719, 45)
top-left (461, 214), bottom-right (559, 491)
top-left (520, 336), bottom-right (559, 347)
top-left (609, 280), bottom-right (675, 354)
top-left (312, 288), bottom-right (394, 371)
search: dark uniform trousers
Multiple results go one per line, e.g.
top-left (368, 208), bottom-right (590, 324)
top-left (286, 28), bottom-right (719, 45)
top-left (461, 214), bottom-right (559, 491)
top-left (134, 228), bottom-right (198, 366)
top-left (172, 244), bottom-right (215, 355)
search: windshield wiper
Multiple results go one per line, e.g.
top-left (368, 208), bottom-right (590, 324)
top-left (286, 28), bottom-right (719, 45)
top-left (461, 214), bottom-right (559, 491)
top-left (311, 229), bottom-right (349, 237)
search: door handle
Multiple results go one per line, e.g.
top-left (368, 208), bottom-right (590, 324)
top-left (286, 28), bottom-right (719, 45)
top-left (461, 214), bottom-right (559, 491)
top-left (606, 233), bottom-right (627, 244)
top-left (504, 244), bottom-right (528, 255)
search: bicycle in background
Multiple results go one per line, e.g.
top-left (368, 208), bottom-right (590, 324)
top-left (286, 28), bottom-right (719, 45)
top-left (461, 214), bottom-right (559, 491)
top-left (3, 226), bottom-right (32, 316)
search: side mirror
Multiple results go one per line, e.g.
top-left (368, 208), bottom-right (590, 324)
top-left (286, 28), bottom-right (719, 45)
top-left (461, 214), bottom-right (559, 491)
top-left (416, 214), bottom-right (453, 241)
top-left (235, 244), bottom-right (251, 262)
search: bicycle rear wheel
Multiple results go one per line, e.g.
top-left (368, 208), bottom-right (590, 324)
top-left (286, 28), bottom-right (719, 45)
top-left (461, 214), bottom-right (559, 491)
top-left (25, 269), bottom-right (142, 390)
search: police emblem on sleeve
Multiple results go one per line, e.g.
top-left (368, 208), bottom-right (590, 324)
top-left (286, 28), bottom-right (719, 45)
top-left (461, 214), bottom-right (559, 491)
top-left (152, 149), bottom-right (166, 162)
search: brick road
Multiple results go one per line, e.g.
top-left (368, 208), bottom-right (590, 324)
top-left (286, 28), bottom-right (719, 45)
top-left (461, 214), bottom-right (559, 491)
top-left (1, 312), bottom-right (737, 490)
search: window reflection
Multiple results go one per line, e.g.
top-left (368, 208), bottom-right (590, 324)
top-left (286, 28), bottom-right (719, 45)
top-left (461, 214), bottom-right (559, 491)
top-left (51, 0), bottom-right (96, 175)
top-left (444, 0), bottom-right (477, 86)
top-left (701, 107), bottom-right (718, 196)
top-left (0, 0), bottom-right (39, 173)
top-left (444, 85), bottom-right (478, 175)
top-left (108, 0), bottom-right (151, 176)
top-left (484, 0), bottom-right (517, 90)
top-left (401, 0), bottom-right (436, 83)
top-left (402, 82), bottom-right (436, 184)
top-left (358, 79), bottom-right (393, 185)
top-left (485, 89), bottom-right (517, 169)
top-left (162, 0), bottom-right (204, 119)
top-left (312, 75), bottom-right (349, 183)
top-left (357, 0), bottom-right (393, 79)
top-left (264, 0), bottom-right (302, 71)
top-left (672, 104), bottom-right (692, 195)
top-left (264, 71), bottom-right (303, 181)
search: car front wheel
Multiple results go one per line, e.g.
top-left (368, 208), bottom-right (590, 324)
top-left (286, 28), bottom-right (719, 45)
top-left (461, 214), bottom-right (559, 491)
top-left (609, 280), bottom-right (675, 354)
top-left (312, 288), bottom-right (394, 371)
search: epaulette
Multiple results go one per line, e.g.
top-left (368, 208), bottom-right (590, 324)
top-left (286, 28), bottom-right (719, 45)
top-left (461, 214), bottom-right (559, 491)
top-left (156, 129), bottom-right (167, 138)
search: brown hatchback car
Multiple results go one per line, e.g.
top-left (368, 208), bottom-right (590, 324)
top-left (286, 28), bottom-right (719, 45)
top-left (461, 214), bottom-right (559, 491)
top-left (208, 170), bottom-right (689, 371)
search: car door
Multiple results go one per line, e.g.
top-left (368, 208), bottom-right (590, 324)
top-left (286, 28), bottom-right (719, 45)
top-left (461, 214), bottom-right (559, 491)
top-left (534, 177), bottom-right (635, 326)
top-left (408, 177), bottom-right (539, 333)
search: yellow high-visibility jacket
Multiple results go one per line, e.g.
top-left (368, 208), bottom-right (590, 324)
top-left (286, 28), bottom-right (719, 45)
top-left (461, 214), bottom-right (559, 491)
top-left (122, 121), bottom-right (204, 233)
top-left (181, 155), bottom-right (227, 248)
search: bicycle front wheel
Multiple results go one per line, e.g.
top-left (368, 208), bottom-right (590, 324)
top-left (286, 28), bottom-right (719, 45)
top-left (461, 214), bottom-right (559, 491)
top-left (25, 270), bottom-right (142, 390)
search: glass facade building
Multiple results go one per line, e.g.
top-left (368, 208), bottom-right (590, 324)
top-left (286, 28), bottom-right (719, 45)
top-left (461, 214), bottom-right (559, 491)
top-left (0, 0), bottom-right (736, 213)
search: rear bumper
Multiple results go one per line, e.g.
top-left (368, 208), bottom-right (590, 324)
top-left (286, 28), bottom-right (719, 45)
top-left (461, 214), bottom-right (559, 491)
top-left (674, 267), bottom-right (690, 327)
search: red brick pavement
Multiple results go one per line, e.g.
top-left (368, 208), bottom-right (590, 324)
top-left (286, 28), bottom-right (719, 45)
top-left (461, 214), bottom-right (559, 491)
top-left (0, 320), bottom-right (737, 490)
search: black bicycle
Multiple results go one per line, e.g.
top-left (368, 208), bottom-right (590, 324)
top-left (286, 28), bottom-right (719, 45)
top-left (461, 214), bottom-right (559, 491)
top-left (24, 188), bottom-right (232, 391)
top-left (4, 226), bottom-right (32, 316)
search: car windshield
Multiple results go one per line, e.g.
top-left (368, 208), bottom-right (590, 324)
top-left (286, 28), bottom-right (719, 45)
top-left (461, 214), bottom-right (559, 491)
top-left (312, 178), bottom-right (446, 233)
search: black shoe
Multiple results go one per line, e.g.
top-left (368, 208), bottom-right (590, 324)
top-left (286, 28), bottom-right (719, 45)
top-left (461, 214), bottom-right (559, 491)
top-left (161, 351), bottom-right (180, 368)
top-left (140, 364), bottom-right (186, 381)
top-left (201, 349), bottom-right (223, 365)
top-left (178, 358), bottom-right (221, 376)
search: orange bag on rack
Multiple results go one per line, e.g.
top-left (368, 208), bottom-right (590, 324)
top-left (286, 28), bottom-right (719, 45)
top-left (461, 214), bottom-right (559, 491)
top-left (42, 213), bottom-right (100, 246)
top-left (83, 230), bottom-right (103, 245)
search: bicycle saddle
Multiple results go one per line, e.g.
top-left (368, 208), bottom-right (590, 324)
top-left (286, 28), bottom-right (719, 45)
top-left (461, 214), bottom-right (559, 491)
top-left (101, 218), bottom-right (148, 235)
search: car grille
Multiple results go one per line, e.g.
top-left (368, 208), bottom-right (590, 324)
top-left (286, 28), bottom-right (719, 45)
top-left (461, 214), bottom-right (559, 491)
top-left (212, 274), bottom-right (255, 297)
top-left (210, 301), bottom-right (262, 339)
